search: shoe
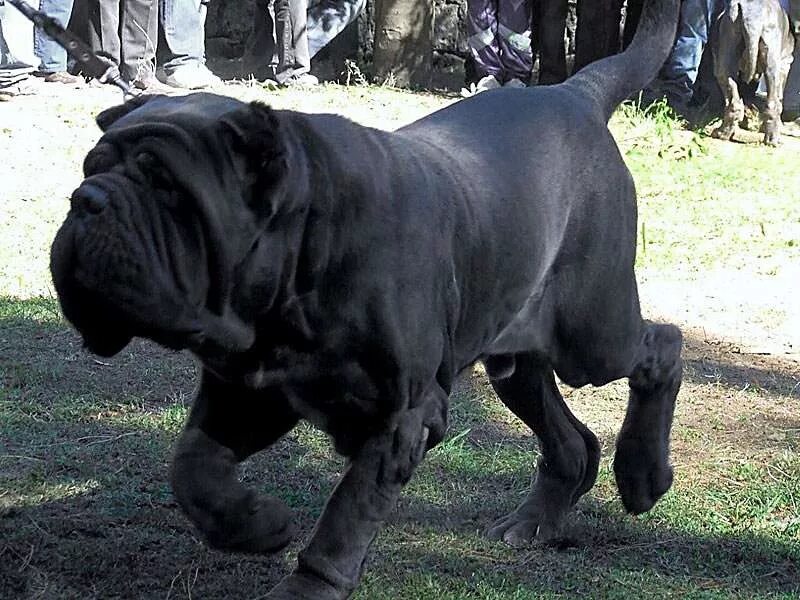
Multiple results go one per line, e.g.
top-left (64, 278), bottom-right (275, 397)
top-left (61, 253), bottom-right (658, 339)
top-left (131, 73), bottom-right (173, 94)
top-left (164, 63), bottom-right (222, 89)
top-left (282, 73), bottom-right (319, 87)
top-left (38, 71), bottom-right (83, 85)
top-left (476, 74), bottom-right (501, 92)
top-left (503, 77), bottom-right (527, 89)
top-left (460, 74), bottom-right (501, 97)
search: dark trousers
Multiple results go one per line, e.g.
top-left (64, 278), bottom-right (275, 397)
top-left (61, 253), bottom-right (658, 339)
top-left (249, 0), bottom-right (310, 82)
top-left (87, 0), bottom-right (158, 81)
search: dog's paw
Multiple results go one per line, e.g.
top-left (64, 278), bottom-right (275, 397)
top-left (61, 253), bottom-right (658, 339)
top-left (763, 131), bottom-right (780, 146)
top-left (613, 436), bottom-right (673, 515)
top-left (487, 503), bottom-right (564, 546)
top-left (711, 125), bottom-right (735, 140)
top-left (203, 492), bottom-right (296, 554)
top-left (266, 571), bottom-right (347, 600)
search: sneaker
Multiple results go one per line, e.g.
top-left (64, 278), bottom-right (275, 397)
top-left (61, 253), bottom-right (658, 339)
top-left (503, 77), bottom-right (527, 89)
top-left (38, 71), bottom-right (83, 85)
top-left (164, 63), bottom-right (222, 90)
top-left (476, 74), bottom-right (501, 92)
top-left (460, 74), bottom-right (501, 97)
top-left (282, 72), bottom-right (319, 87)
top-left (131, 72), bottom-right (173, 94)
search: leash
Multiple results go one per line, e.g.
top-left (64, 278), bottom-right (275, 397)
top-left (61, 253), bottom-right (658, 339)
top-left (4, 0), bottom-right (138, 98)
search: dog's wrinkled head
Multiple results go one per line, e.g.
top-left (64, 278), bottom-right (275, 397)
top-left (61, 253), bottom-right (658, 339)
top-left (51, 93), bottom-right (288, 356)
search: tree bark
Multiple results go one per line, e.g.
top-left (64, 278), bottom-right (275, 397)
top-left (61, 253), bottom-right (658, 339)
top-left (372, 0), bottom-right (432, 88)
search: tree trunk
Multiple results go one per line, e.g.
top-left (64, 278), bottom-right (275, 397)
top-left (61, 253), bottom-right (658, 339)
top-left (372, 0), bottom-right (432, 88)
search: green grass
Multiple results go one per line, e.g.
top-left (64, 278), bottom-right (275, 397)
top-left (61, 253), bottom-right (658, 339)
top-left (1, 292), bottom-right (797, 598)
top-left (1, 84), bottom-right (799, 598)
top-left (612, 100), bottom-right (800, 277)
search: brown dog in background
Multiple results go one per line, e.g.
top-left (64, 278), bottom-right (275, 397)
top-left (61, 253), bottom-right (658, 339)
top-left (712, 0), bottom-right (795, 145)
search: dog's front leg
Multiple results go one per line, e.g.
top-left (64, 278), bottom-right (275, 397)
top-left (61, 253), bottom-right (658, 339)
top-left (266, 386), bottom-right (448, 600)
top-left (614, 323), bottom-right (682, 514)
top-left (171, 370), bottom-right (300, 554)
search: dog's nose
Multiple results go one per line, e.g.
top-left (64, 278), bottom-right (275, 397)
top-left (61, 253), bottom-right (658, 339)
top-left (71, 183), bottom-right (108, 214)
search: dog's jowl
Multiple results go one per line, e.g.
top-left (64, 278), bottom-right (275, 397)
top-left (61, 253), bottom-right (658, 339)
top-left (50, 0), bottom-right (682, 597)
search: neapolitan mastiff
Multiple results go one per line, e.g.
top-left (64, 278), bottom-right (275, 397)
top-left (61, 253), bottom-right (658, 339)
top-left (50, 0), bottom-right (681, 597)
top-left (711, 0), bottom-right (795, 145)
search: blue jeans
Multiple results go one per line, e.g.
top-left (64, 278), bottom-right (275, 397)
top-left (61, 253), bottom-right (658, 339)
top-left (659, 0), bottom-right (725, 102)
top-left (34, 0), bottom-right (75, 73)
top-left (160, 0), bottom-right (207, 73)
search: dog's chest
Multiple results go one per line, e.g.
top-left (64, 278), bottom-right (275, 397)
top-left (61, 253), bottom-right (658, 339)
top-left (200, 338), bottom-right (391, 426)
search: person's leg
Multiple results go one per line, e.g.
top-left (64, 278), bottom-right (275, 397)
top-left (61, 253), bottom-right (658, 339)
top-left (496, 0), bottom-right (533, 83)
top-left (1, 1), bottom-right (37, 66)
top-left (87, 0), bottom-right (121, 69)
top-left (657, 0), bottom-right (724, 104)
top-left (0, 6), bottom-right (36, 97)
top-left (467, 0), bottom-right (503, 82)
top-left (243, 0), bottom-right (277, 79)
top-left (33, 0), bottom-right (76, 74)
top-left (273, 0), bottom-right (294, 82)
top-left (790, 0), bottom-right (800, 34)
top-left (306, 0), bottom-right (365, 59)
top-left (275, 0), bottom-right (316, 84)
top-left (536, 0), bottom-right (569, 84)
top-left (160, 0), bottom-right (205, 70)
top-left (291, 0), bottom-right (311, 74)
top-left (121, 0), bottom-right (159, 83)
top-left (161, 0), bottom-right (220, 87)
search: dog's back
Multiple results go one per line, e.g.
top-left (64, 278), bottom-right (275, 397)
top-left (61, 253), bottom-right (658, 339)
top-left (392, 0), bottom-right (680, 383)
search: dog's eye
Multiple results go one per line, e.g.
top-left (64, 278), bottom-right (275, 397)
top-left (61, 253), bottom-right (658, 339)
top-left (135, 151), bottom-right (159, 175)
top-left (135, 151), bottom-right (172, 187)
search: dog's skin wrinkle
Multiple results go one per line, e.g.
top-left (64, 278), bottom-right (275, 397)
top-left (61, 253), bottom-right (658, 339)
top-left (51, 1), bottom-right (685, 596)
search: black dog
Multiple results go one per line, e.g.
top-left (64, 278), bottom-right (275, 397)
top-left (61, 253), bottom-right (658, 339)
top-left (50, 0), bottom-right (681, 597)
top-left (712, 0), bottom-right (795, 145)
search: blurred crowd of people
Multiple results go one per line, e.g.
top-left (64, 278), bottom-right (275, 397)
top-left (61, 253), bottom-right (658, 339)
top-left (2, 0), bottom-right (800, 116)
top-left (0, 0), bottom-right (365, 98)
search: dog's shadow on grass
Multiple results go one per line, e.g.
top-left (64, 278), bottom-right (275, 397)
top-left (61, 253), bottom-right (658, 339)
top-left (1, 298), bottom-right (798, 598)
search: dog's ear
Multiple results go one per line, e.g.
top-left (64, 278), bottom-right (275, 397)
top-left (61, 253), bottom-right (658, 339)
top-left (220, 101), bottom-right (286, 170)
top-left (95, 94), bottom-right (163, 131)
top-left (219, 102), bottom-right (288, 212)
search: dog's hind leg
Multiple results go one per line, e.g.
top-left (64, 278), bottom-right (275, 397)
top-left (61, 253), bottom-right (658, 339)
top-left (762, 43), bottom-right (789, 145)
top-left (712, 23), bottom-right (746, 141)
top-left (713, 74), bottom-right (745, 140)
top-left (614, 322), bottom-right (682, 514)
top-left (170, 369), bottom-right (300, 553)
top-left (486, 353), bottom-right (600, 545)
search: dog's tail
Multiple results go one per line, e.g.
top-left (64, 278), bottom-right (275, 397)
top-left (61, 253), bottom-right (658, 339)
top-left (565, 0), bottom-right (680, 122)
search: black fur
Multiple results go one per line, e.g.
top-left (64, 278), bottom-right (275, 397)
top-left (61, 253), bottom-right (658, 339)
top-left (50, 1), bottom-right (682, 597)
